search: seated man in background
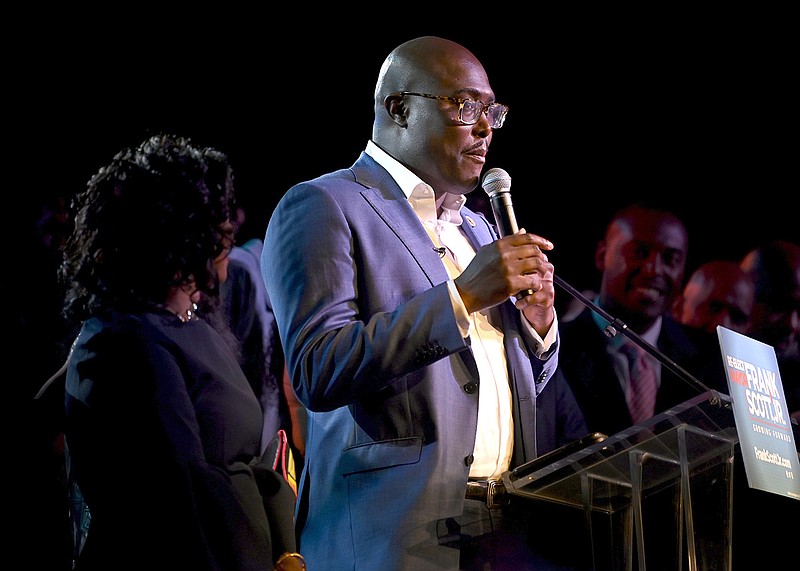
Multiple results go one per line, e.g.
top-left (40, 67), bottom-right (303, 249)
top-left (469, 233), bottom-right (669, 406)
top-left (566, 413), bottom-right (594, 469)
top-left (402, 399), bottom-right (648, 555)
top-left (732, 243), bottom-right (799, 570)
top-left (558, 203), bottom-right (727, 439)
top-left (671, 259), bottom-right (755, 335)
top-left (740, 239), bottom-right (800, 420)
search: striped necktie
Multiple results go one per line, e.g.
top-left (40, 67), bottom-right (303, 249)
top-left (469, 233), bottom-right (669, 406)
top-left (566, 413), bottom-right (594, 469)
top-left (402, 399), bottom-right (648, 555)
top-left (620, 342), bottom-right (658, 424)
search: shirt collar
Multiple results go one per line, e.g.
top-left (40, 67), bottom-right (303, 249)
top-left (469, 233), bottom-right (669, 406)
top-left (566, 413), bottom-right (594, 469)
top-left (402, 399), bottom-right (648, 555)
top-left (366, 140), bottom-right (466, 225)
top-left (590, 295), bottom-right (662, 350)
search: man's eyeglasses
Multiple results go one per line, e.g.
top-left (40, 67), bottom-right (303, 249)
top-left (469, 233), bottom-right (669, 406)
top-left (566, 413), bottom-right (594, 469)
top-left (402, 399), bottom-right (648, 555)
top-left (398, 92), bottom-right (508, 129)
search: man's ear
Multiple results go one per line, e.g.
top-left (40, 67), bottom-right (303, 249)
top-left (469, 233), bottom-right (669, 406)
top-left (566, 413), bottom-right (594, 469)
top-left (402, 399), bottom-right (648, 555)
top-left (595, 241), bottom-right (607, 272)
top-left (383, 95), bottom-right (408, 127)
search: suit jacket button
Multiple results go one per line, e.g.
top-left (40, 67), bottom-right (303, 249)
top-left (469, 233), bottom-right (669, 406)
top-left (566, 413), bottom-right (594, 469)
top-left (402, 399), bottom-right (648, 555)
top-left (464, 382), bottom-right (478, 394)
top-left (464, 454), bottom-right (474, 466)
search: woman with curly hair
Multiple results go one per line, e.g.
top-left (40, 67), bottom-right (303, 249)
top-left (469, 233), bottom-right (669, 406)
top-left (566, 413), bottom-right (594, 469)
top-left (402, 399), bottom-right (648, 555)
top-left (59, 133), bottom-right (301, 570)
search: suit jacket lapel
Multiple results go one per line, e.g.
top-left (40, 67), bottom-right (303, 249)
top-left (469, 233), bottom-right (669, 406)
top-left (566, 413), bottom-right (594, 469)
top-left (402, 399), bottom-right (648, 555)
top-left (351, 154), bottom-right (450, 286)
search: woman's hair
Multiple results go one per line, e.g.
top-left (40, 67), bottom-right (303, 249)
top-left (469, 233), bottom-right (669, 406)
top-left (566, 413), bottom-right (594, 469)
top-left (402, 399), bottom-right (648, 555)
top-left (60, 133), bottom-right (237, 322)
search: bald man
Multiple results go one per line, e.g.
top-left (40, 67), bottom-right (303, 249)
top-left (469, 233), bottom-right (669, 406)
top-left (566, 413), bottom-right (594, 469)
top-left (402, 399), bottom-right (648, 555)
top-left (740, 240), bottom-right (800, 363)
top-left (262, 36), bottom-right (587, 570)
top-left (672, 260), bottom-right (755, 334)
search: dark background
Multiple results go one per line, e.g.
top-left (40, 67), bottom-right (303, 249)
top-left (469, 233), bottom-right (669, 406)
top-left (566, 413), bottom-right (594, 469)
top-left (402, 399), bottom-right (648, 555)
top-left (12, 15), bottom-right (797, 359)
top-left (10, 15), bottom-right (797, 568)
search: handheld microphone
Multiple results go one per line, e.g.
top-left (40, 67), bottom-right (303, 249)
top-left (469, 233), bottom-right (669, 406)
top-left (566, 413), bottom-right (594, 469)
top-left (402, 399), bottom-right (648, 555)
top-left (481, 168), bottom-right (534, 298)
top-left (481, 168), bottom-right (518, 237)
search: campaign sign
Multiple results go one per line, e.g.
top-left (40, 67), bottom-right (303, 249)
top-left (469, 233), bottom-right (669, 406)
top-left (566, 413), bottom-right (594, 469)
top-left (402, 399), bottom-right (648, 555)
top-left (717, 326), bottom-right (799, 500)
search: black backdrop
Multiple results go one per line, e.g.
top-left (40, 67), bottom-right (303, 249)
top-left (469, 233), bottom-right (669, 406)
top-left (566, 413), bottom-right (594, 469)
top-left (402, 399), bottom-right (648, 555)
top-left (12, 15), bottom-right (797, 568)
top-left (13, 16), bottom-right (797, 304)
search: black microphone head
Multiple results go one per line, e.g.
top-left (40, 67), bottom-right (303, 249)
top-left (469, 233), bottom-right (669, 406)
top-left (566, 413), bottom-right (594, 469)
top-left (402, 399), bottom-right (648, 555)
top-left (481, 168), bottom-right (511, 197)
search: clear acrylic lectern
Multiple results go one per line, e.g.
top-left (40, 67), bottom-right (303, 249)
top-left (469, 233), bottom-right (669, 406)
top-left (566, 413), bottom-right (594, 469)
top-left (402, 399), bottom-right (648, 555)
top-left (503, 390), bottom-right (739, 571)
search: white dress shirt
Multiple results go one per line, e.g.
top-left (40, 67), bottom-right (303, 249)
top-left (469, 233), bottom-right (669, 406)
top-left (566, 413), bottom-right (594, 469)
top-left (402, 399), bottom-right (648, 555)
top-left (366, 141), bottom-right (558, 479)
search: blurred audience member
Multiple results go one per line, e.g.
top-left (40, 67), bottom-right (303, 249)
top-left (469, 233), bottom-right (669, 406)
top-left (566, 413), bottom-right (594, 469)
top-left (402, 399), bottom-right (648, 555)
top-left (728, 239), bottom-right (800, 570)
top-left (202, 156), bottom-right (285, 457)
top-left (221, 238), bottom-right (284, 450)
top-left (57, 133), bottom-right (300, 570)
top-left (740, 239), bottom-right (800, 419)
top-left (558, 203), bottom-right (726, 438)
top-left (672, 260), bottom-right (755, 334)
top-left (19, 193), bottom-right (75, 570)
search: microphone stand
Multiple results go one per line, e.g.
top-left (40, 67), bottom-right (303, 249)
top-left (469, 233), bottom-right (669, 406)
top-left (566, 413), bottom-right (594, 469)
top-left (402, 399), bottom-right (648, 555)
top-left (553, 274), bottom-right (714, 397)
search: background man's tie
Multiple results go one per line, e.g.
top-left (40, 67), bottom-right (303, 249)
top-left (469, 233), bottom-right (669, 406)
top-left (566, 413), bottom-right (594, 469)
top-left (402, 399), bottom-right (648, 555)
top-left (621, 342), bottom-right (658, 424)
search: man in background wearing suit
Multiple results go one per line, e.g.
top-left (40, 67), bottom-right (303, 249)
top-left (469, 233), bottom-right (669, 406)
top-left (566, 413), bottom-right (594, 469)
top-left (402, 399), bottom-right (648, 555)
top-left (559, 203), bottom-right (727, 438)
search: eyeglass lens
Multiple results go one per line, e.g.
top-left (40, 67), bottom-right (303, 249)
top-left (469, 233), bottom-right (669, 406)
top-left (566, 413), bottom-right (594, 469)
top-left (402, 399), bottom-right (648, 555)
top-left (461, 100), bottom-right (506, 128)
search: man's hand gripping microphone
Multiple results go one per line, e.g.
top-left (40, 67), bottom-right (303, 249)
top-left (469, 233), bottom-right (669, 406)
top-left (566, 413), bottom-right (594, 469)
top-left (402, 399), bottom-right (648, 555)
top-left (481, 168), bottom-right (535, 299)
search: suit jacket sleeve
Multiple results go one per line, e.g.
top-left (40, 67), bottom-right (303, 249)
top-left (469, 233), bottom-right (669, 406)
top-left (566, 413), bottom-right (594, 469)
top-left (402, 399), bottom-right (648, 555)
top-left (262, 177), bottom-right (471, 411)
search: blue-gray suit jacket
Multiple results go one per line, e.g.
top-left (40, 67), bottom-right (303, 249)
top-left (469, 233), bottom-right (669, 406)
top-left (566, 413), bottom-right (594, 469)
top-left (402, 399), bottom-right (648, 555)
top-left (262, 152), bottom-right (567, 570)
